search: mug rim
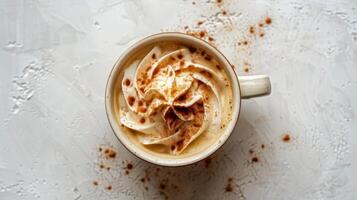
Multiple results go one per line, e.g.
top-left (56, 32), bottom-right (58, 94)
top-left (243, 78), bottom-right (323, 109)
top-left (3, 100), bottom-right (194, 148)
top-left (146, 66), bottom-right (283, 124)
top-left (105, 32), bottom-right (242, 167)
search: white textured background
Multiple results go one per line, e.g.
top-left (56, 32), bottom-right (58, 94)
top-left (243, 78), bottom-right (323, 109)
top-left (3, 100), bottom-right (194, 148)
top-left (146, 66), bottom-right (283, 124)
top-left (1, 0), bottom-right (357, 199)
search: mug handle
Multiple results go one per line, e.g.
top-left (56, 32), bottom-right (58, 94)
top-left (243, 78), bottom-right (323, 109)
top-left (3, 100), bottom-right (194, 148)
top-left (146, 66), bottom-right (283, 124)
top-left (238, 75), bottom-right (271, 99)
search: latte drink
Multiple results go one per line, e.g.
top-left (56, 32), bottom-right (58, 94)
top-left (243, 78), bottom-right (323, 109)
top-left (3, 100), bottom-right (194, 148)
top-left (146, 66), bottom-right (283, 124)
top-left (112, 41), bottom-right (233, 158)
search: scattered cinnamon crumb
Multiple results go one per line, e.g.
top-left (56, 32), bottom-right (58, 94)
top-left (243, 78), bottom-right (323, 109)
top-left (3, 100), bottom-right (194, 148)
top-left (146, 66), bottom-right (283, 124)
top-left (261, 144), bottom-right (265, 149)
top-left (125, 170), bottom-right (129, 175)
top-left (199, 31), bottom-right (206, 38)
top-left (98, 147), bottom-right (102, 152)
top-left (222, 10), bottom-right (227, 15)
top-left (177, 54), bottom-right (183, 59)
top-left (197, 21), bottom-right (203, 25)
top-left (216, 0), bottom-right (222, 3)
top-left (107, 166), bottom-right (110, 171)
top-left (249, 26), bottom-right (255, 34)
top-left (259, 33), bottom-right (265, 37)
top-left (244, 67), bottom-right (249, 73)
top-left (145, 186), bottom-right (149, 191)
top-left (140, 177), bottom-right (146, 183)
top-left (99, 164), bottom-right (105, 169)
top-left (106, 185), bottom-right (112, 191)
top-left (251, 156), bottom-right (259, 163)
top-left (184, 26), bottom-right (189, 30)
top-left (215, 65), bottom-right (222, 70)
top-left (192, 1), bottom-right (196, 5)
top-left (93, 181), bottom-right (98, 186)
top-left (225, 178), bottom-right (233, 192)
top-left (103, 148), bottom-right (117, 159)
top-left (238, 42), bottom-right (241, 46)
top-left (152, 53), bottom-right (156, 59)
top-left (208, 36), bottom-right (214, 42)
top-left (265, 17), bottom-right (272, 25)
top-left (243, 41), bottom-right (248, 45)
top-left (282, 134), bottom-right (291, 142)
top-left (249, 149), bottom-right (254, 154)
top-left (127, 163), bottom-right (133, 170)
top-left (259, 23), bottom-right (264, 27)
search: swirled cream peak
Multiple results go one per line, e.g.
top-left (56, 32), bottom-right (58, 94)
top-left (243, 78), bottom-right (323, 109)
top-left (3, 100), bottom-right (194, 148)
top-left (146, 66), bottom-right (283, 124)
top-left (119, 46), bottom-right (227, 155)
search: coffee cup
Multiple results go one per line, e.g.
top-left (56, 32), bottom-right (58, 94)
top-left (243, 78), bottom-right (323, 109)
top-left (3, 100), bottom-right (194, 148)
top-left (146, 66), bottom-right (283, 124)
top-left (105, 32), bottom-right (271, 166)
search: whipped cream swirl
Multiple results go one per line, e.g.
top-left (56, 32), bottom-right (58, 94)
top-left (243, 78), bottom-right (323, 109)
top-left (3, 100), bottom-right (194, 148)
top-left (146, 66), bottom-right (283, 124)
top-left (120, 46), bottom-right (226, 155)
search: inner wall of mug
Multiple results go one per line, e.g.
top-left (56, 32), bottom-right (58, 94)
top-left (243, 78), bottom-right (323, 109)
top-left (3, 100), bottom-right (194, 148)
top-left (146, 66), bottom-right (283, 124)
top-left (105, 33), bottom-right (241, 166)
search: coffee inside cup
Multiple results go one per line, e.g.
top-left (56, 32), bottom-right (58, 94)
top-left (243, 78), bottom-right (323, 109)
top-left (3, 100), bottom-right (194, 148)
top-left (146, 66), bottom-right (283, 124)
top-left (112, 41), bottom-right (233, 158)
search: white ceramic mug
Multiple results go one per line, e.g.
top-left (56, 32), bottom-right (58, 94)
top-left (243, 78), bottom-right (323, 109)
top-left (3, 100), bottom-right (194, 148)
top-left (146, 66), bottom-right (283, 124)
top-left (105, 32), bottom-right (271, 166)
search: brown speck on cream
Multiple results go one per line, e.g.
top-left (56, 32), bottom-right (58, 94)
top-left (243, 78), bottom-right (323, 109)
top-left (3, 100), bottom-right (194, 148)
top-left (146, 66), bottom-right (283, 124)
top-left (179, 60), bottom-right (185, 66)
top-left (128, 96), bottom-right (135, 106)
top-left (243, 41), bottom-right (248, 45)
top-left (106, 185), bottom-right (112, 191)
top-left (139, 117), bottom-right (146, 124)
top-left (152, 53), bottom-right (156, 59)
top-left (197, 21), bottom-right (203, 25)
top-left (177, 54), bottom-right (183, 59)
top-left (222, 10), bottom-right (227, 15)
top-left (93, 181), bottom-right (98, 186)
top-left (123, 78), bottom-right (131, 86)
top-left (199, 31), bottom-right (206, 38)
top-left (259, 33), bottom-right (265, 37)
top-left (188, 46), bottom-right (197, 53)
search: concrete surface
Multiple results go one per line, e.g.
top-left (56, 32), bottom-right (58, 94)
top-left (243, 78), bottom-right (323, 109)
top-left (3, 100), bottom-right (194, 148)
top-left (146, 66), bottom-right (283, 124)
top-left (1, 0), bottom-right (357, 199)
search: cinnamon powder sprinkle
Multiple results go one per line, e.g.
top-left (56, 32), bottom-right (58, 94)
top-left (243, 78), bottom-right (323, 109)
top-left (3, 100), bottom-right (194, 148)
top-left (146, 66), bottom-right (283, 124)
top-left (104, 148), bottom-right (117, 159)
top-left (249, 26), bottom-right (255, 34)
top-left (225, 178), bottom-right (233, 192)
top-left (265, 17), bottom-right (272, 25)
top-left (197, 21), bottom-right (203, 25)
top-left (259, 33), bottom-right (265, 37)
top-left (127, 163), bottom-right (133, 170)
top-left (251, 157), bottom-right (259, 163)
top-left (139, 117), bottom-right (146, 124)
top-left (93, 181), bottom-right (98, 186)
top-left (106, 185), bottom-right (112, 191)
top-left (208, 36), bottom-right (214, 42)
top-left (123, 79), bottom-right (131, 86)
top-left (282, 134), bottom-right (291, 142)
top-left (128, 96), bottom-right (135, 106)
